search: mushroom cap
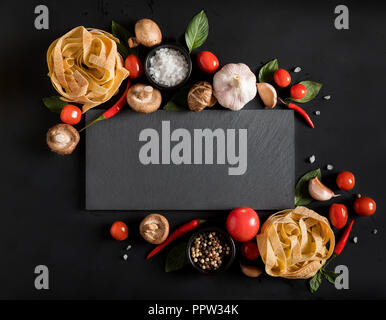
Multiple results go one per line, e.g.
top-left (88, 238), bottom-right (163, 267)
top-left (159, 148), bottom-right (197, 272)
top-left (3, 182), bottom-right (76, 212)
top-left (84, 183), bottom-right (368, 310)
top-left (139, 214), bottom-right (169, 244)
top-left (188, 81), bottom-right (214, 112)
top-left (46, 124), bottom-right (80, 155)
top-left (127, 83), bottom-right (162, 113)
top-left (135, 19), bottom-right (162, 47)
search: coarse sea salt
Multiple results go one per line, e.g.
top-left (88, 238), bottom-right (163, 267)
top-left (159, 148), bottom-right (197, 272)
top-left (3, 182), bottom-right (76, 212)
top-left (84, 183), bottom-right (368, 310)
top-left (148, 48), bottom-right (189, 87)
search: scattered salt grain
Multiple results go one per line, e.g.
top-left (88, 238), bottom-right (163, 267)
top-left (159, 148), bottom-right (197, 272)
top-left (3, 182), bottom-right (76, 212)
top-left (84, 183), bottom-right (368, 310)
top-left (314, 110), bottom-right (321, 116)
top-left (352, 236), bottom-right (358, 244)
top-left (122, 254), bottom-right (128, 261)
top-left (148, 48), bottom-right (189, 87)
top-left (308, 155), bottom-right (316, 164)
top-left (323, 95), bottom-right (331, 100)
top-left (372, 229), bottom-right (378, 235)
top-left (294, 67), bottom-right (301, 73)
top-left (326, 164), bottom-right (334, 171)
top-left (126, 245), bottom-right (132, 251)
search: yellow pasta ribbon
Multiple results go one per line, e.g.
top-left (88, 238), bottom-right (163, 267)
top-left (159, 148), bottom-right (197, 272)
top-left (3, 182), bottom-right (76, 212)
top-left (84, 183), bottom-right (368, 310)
top-left (257, 206), bottom-right (335, 279)
top-left (47, 26), bottom-right (129, 112)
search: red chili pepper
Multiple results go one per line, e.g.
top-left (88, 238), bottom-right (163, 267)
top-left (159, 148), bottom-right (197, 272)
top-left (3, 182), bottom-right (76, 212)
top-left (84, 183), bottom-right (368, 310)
top-left (334, 220), bottom-right (354, 256)
top-left (287, 103), bottom-right (315, 128)
top-left (79, 80), bottom-right (131, 132)
top-left (146, 219), bottom-right (206, 259)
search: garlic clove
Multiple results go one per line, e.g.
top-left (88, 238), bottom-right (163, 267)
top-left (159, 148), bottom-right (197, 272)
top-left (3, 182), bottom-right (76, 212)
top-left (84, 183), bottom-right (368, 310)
top-left (308, 177), bottom-right (335, 201)
top-left (240, 262), bottom-right (263, 278)
top-left (257, 83), bottom-right (277, 109)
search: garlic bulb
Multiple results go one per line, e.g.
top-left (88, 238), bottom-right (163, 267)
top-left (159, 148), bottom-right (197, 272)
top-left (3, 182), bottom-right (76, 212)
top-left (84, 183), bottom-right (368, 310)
top-left (213, 63), bottom-right (257, 111)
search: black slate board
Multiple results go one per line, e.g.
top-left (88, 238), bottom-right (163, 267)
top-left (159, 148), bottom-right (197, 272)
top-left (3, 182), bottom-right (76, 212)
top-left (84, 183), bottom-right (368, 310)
top-left (86, 110), bottom-right (295, 210)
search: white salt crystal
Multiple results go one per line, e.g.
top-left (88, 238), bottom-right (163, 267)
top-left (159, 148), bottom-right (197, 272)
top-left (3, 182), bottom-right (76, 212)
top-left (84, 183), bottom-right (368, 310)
top-left (148, 48), bottom-right (189, 87)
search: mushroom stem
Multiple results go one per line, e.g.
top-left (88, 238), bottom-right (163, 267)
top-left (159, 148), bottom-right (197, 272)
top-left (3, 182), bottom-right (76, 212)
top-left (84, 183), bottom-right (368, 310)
top-left (138, 86), bottom-right (154, 100)
top-left (128, 37), bottom-right (140, 48)
top-left (232, 74), bottom-right (241, 88)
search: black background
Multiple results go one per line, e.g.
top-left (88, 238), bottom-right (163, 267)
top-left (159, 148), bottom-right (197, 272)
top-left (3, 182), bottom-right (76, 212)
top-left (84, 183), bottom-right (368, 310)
top-left (0, 0), bottom-right (385, 299)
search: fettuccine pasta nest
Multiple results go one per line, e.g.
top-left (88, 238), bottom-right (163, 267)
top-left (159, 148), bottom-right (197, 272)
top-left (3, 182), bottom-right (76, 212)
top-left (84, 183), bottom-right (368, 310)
top-left (47, 26), bottom-right (129, 112)
top-left (257, 206), bottom-right (335, 279)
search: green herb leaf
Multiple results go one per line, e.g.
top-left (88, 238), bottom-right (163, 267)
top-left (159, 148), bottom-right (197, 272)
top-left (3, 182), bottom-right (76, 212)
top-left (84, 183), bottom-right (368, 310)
top-left (309, 270), bottom-right (322, 293)
top-left (163, 85), bottom-right (191, 111)
top-left (165, 242), bottom-right (188, 272)
top-left (294, 168), bottom-right (321, 206)
top-left (185, 10), bottom-right (209, 53)
top-left (111, 20), bottom-right (138, 58)
top-left (289, 81), bottom-right (323, 103)
top-left (258, 59), bottom-right (279, 83)
top-left (322, 269), bottom-right (338, 285)
top-left (42, 96), bottom-right (68, 114)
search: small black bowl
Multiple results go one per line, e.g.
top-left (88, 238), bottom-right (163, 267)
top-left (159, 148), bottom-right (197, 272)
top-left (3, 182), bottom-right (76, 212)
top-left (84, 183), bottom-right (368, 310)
top-left (186, 227), bottom-right (236, 275)
top-left (144, 43), bottom-right (192, 90)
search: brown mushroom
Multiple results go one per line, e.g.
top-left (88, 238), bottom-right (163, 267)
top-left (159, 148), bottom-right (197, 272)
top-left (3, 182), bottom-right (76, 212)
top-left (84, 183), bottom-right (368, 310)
top-left (139, 214), bottom-right (169, 244)
top-left (188, 81), bottom-right (217, 112)
top-left (128, 19), bottom-right (162, 48)
top-left (127, 84), bottom-right (162, 113)
top-left (46, 124), bottom-right (80, 155)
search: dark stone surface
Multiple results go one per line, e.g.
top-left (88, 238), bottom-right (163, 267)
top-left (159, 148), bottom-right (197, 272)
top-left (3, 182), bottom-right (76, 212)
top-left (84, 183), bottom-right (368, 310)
top-left (0, 0), bottom-right (385, 299)
top-left (86, 110), bottom-right (294, 210)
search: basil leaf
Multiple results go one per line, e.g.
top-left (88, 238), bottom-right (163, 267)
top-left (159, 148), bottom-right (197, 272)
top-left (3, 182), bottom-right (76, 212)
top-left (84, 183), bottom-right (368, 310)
top-left (42, 96), bottom-right (68, 114)
top-left (111, 20), bottom-right (138, 58)
top-left (258, 59), bottom-right (278, 83)
top-left (163, 85), bottom-right (191, 111)
top-left (289, 81), bottom-right (323, 103)
top-left (165, 242), bottom-right (188, 272)
top-left (322, 269), bottom-right (338, 285)
top-left (164, 101), bottom-right (187, 111)
top-left (294, 168), bottom-right (321, 206)
top-left (309, 270), bottom-right (322, 293)
top-left (185, 10), bottom-right (209, 53)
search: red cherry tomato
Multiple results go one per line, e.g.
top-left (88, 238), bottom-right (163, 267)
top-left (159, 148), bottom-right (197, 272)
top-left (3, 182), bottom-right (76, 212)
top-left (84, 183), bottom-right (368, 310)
top-left (290, 84), bottom-right (307, 99)
top-left (354, 196), bottom-right (376, 216)
top-left (226, 207), bottom-right (260, 242)
top-left (60, 104), bottom-right (82, 125)
top-left (240, 241), bottom-right (260, 261)
top-left (124, 54), bottom-right (143, 79)
top-left (336, 171), bottom-right (355, 191)
top-left (196, 51), bottom-right (219, 74)
top-left (273, 68), bottom-right (291, 88)
top-left (328, 204), bottom-right (348, 229)
top-left (110, 221), bottom-right (129, 241)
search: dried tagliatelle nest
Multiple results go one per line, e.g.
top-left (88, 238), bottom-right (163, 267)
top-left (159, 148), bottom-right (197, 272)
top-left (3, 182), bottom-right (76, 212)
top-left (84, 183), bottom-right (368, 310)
top-left (47, 26), bottom-right (129, 112)
top-left (256, 206), bottom-right (335, 279)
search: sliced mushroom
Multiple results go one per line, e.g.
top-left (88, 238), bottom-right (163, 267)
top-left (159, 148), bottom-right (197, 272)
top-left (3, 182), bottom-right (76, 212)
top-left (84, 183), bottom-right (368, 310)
top-left (127, 84), bottom-right (162, 113)
top-left (46, 124), bottom-right (80, 155)
top-left (140, 214), bottom-right (169, 244)
top-left (257, 83), bottom-right (277, 109)
top-left (128, 19), bottom-right (162, 48)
